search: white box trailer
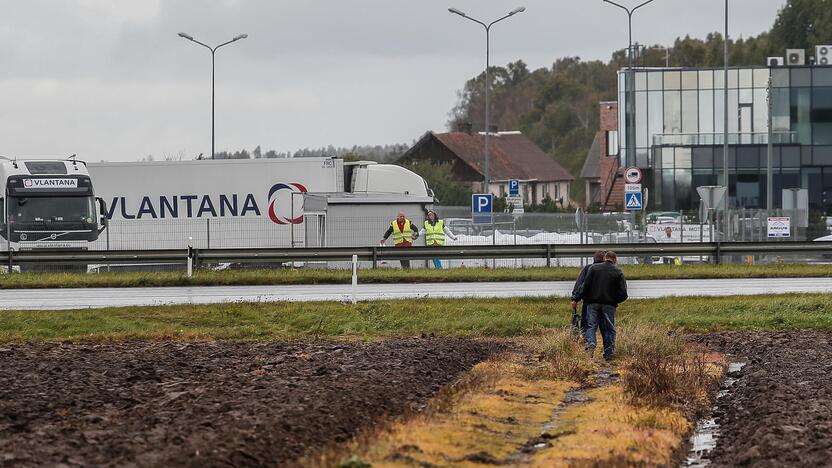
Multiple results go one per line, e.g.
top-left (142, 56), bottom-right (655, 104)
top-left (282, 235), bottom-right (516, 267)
top-left (87, 157), bottom-right (432, 250)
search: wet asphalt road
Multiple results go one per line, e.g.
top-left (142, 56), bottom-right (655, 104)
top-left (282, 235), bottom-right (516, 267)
top-left (0, 277), bottom-right (828, 310)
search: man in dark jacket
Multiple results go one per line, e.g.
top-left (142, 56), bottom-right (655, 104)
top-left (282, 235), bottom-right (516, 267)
top-left (575, 250), bottom-right (628, 360)
top-left (570, 250), bottom-right (606, 335)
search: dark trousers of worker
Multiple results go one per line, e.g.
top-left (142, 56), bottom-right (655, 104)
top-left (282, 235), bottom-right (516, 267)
top-left (584, 303), bottom-right (617, 360)
top-left (394, 244), bottom-right (411, 269)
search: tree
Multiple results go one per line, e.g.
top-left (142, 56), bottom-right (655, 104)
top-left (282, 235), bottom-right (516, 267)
top-left (402, 161), bottom-right (473, 206)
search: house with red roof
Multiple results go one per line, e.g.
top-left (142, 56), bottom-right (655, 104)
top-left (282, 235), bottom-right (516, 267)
top-left (399, 130), bottom-right (574, 207)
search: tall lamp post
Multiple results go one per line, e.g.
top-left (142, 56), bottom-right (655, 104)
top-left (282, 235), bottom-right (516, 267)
top-left (178, 32), bottom-right (248, 160)
top-left (602, 0), bottom-right (655, 169)
top-left (448, 7), bottom-right (526, 193)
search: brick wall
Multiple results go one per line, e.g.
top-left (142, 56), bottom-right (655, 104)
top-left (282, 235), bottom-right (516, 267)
top-left (598, 102), bottom-right (624, 210)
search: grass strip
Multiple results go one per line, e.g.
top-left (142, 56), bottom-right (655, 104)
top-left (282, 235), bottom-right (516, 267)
top-left (0, 263), bottom-right (830, 289)
top-left (3, 293), bottom-right (832, 343)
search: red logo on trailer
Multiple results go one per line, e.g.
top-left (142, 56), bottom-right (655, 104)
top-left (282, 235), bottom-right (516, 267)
top-left (267, 183), bottom-right (307, 225)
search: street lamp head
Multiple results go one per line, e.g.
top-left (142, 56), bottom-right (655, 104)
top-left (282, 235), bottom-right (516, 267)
top-left (448, 7), bottom-right (466, 17)
top-left (509, 6), bottom-right (526, 15)
top-left (177, 32), bottom-right (194, 41)
top-left (233, 33), bottom-right (248, 41)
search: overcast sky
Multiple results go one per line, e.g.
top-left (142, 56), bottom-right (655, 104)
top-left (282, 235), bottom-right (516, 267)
top-left (0, 0), bottom-right (787, 162)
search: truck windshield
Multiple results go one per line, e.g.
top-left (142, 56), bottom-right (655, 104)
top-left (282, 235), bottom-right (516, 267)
top-left (9, 196), bottom-right (95, 223)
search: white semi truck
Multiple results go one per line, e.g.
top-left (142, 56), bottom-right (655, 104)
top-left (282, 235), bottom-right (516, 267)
top-left (87, 157), bottom-right (432, 250)
top-left (0, 158), bottom-right (108, 251)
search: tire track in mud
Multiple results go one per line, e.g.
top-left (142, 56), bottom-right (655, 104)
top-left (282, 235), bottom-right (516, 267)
top-left (691, 330), bottom-right (832, 467)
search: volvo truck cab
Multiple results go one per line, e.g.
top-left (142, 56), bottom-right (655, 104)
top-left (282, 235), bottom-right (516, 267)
top-left (1, 157), bottom-right (108, 251)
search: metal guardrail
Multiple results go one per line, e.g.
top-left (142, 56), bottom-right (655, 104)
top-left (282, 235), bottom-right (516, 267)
top-left (2, 241), bottom-right (831, 268)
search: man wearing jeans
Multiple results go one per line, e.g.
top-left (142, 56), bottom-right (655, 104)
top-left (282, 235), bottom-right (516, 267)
top-left (575, 250), bottom-right (628, 360)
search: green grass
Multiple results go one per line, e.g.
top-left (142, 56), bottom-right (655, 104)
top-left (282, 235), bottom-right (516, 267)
top-left (2, 263), bottom-right (831, 289)
top-left (3, 294), bottom-right (832, 343)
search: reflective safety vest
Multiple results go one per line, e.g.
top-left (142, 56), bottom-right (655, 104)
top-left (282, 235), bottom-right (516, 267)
top-left (424, 220), bottom-right (446, 246)
top-left (391, 219), bottom-right (414, 246)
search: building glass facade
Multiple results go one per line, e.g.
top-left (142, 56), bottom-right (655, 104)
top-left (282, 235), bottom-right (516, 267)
top-left (619, 65), bottom-right (832, 212)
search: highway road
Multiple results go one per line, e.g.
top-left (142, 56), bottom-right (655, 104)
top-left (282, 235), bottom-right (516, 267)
top-left (0, 278), bottom-right (829, 310)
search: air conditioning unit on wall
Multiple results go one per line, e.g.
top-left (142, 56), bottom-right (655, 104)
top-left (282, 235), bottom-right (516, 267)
top-left (787, 49), bottom-right (806, 65)
top-left (817, 45), bottom-right (832, 66)
top-left (768, 56), bottom-right (785, 67)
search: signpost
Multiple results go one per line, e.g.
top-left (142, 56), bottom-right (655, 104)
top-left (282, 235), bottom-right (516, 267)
top-left (697, 185), bottom-right (727, 243)
top-left (506, 179), bottom-right (523, 214)
top-left (625, 192), bottom-right (643, 210)
top-left (625, 179), bottom-right (643, 212)
top-left (767, 217), bottom-right (791, 238)
top-left (472, 193), bottom-right (493, 225)
top-left (508, 179), bottom-right (519, 196)
top-left (624, 167), bottom-right (643, 184)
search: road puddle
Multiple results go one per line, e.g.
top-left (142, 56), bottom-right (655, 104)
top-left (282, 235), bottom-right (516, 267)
top-left (684, 362), bottom-right (746, 467)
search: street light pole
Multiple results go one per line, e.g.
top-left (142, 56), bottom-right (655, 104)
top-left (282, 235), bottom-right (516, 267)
top-left (449, 7), bottom-right (526, 194)
top-left (603, 0), bottom-right (656, 169)
top-left (178, 32), bottom-right (249, 160)
top-left (722, 0), bottom-right (730, 238)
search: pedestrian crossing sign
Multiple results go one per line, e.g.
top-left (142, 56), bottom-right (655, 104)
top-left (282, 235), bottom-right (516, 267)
top-left (625, 192), bottom-right (643, 210)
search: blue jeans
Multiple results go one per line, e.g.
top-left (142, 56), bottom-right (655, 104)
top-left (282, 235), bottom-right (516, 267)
top-left (584, 303), bottom-right (617, 360)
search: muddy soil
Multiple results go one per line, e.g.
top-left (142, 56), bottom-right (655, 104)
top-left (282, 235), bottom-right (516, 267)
top-left (691, 330), bottom-right (832, 467)
top-left (0, 338), bottom-right (500, 467)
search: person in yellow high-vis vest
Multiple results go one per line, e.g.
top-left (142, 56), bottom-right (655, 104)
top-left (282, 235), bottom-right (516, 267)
top-left (380, 211), bottom-right (419, 269)
top-left (420, 210), bottom-right (457, 269)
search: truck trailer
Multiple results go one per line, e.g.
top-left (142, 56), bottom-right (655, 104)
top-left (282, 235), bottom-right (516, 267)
top-left (87, 157), bottom-right (433, 250)
top-left (1, 157), bottom-right (108, 252)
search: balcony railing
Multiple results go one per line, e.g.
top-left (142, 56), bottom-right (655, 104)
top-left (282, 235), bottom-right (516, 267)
top-left (652, 132), bottom-right (797, 147)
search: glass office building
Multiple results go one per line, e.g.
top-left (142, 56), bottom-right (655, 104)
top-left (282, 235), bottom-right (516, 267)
top-left (618, 65), bottom-right (832, 211)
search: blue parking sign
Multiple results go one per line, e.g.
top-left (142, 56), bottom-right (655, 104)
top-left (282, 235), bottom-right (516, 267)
top-left (625, 192), bottom-right (643, 210)
top-left (472, 193), bottom-right (493, 224)
top-left (509, 179), bottom-right (520, 196)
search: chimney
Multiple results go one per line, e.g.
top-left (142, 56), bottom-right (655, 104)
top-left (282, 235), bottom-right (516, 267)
top-left (456, 122), bottom-right (474, 134)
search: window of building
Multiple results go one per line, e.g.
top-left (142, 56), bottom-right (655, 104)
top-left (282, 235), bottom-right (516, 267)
top-left (682, 90), bottom-right (699, 133)
top-left (753, 88), bottom-right (768, 132)
top-left (727, 69), bottom-right (739, 89)
top-left (682, 71), bottom-right (698, 90)
top-left (663, 71), bottom-right (681, 90)
top-left (648, 71), bottom-right (663, 90)
top-left (699, 89), bottom-right (714, 134)
top-left (675, 148), bottom-right (692, 169)
top-left (648, 91), bottom-right (664, 141)
top-left (699, 70), bottom-right (714, 89)
top-left (499, 184), bottom-right (506, 197)
top-left (692, 147), bottom-right (714, 169)
top-left (753, 68), bottom-right (770, 88)
top-left (636, 72), bottom-right (647, 90)
top-left (791, 87), bottom-right (812, 144)
top-left (739, 69), bottom-right (754, 88)
top-left (772, 68), bottom-right (790, 88)
top-left (814, 68), bottom-right (832, 87)
top-left (636, 92), bottom-right (648, 147)
top-left (606, 130), bottom-right (619, 156)
top-left (812, 87), bottom-right (832, 145)
top-left (791, 68), bottom-right (811, 87)
top-left (663, 91), bottom-right (682, 133)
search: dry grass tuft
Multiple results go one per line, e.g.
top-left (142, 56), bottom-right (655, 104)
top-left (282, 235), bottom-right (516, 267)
top-left (617, 323), bottom-right (722, 412)
top-left (520, 328), bottom-right (597, 383)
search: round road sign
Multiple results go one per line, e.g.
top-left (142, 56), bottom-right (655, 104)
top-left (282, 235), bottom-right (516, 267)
top-left (624, 167), bottom-right (643, 184)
